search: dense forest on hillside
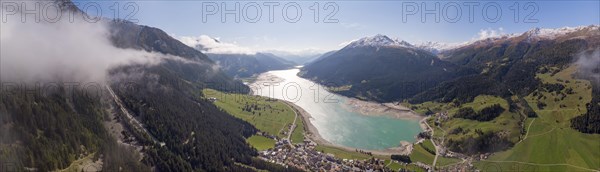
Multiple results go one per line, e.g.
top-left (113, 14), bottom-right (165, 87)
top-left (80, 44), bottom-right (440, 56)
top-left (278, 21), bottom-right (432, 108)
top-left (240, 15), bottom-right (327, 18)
top-left (446, 129), bottom-right (514, 155)
top-left (571, 82), bottom-right (600, 134)
top-left (110, 65), bottom-right (260, 171)
top-left (106, 19), bottom-right (297, 171)
top-left (454, 104), bottom-right (505, 121)
top-left (109, 20), bottom-right (246, 93)
top-left (0, 86), bottom-right (148, 171)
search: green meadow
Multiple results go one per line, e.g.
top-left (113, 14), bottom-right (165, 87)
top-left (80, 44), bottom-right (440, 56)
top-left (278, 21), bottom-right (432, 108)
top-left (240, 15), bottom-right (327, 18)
top-left (246, 135), bottom-right (276, 151)
top-left (203, 89), bottom-right (299, 138)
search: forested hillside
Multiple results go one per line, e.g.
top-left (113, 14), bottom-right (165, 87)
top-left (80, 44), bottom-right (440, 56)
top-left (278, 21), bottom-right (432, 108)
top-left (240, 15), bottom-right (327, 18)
top-left (102, 17), bottom-right (293, 171)
top-left (0, 84), bottom-right (150, 171)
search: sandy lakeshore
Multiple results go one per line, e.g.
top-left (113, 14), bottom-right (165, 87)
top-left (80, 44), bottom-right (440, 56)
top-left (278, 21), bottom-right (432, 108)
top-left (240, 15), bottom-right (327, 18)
top-left (344, 98), bottom-right (424, 120)
top-left (282, 100), bottom-right (415, 156)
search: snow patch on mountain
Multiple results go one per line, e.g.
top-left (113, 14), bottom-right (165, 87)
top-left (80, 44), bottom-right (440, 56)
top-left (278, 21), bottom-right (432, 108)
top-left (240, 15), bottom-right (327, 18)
top-left (420, 25), bottom-right (599, 54)
top-left (415, 41), bottom-right (464, 54)
top-left (525, 25), bottom-right (599, 40)
top-left (345, 34), bottom-right (414, 48)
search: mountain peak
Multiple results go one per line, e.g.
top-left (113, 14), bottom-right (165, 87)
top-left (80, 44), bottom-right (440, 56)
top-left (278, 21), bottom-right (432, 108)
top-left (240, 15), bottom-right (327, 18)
top-left (346, 34), bottom-right (413, 48)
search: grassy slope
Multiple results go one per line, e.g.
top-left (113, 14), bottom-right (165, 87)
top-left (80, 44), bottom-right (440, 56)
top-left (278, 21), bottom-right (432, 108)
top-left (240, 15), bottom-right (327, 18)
top-left (203, 89), bottom-right (297, 138)
top-left (410, 144), bottom-right (435, 165)
top-left (476, 66), bottom-right (600, 171)
top-left (436, 156), bottom-right (461, 167)
top-left (446, 96), bottom-right (521, 143)
top-left (409, 141), bottom-right (461, 168)
top-left (421, 140), bottom-right (436, 153)
top-left (290, 117), bottom-right (305, 144)
top-left (385, 159), bottom-right (427, 172)
top-left (247, 135), bottom-right (276, 151)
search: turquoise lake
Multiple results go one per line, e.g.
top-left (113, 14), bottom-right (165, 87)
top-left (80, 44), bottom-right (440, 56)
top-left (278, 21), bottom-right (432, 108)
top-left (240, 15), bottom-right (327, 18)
top-left (250, 68), bottom-right (423, 150)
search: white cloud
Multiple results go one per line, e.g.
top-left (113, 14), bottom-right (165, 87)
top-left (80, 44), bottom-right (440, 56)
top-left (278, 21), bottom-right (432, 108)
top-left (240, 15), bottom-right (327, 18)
top-left (178, 35), bottom-right (331, 57)
top-left (477, 27), bottom-right (506, 39)
top-left (0, 1), bottom-right (181, 83)
top-left (177, 35), bottom-right (256, 55)
top-left (575, 49), bottom-right (600, 84)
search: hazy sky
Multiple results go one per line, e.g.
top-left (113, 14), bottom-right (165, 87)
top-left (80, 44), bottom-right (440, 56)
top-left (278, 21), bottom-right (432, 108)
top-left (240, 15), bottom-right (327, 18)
top-left (75, 0), bottom-right (599, 54)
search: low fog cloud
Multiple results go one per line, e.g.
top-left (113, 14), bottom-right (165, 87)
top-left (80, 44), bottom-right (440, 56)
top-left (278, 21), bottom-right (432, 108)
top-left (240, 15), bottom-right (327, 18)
top-left (576, 49), bottom-right (600, 85)
top-left (0, 1), bottom-right (176, 83)
top-left (178, 35), bottom-right (257, 55)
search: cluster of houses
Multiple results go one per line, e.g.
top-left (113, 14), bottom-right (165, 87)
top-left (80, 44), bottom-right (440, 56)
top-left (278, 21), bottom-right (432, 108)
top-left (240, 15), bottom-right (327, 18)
top-left (433, 111), bottom-right (450, 127)
top-left (259, 139), bottom-right (392, 171)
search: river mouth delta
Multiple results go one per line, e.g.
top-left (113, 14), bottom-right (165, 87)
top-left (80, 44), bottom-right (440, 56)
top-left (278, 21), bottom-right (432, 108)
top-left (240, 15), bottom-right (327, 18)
top-left (248, 68), bottom-right (424, 154)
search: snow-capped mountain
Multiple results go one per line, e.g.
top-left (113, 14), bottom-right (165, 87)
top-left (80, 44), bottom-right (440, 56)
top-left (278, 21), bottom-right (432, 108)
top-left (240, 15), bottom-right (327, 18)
top-left (524, 25), bottom-right (599, 40)
top-left (343, 35), bottom-right (466, 55)
top-left (301, 34), bottom-right (465, 102)
top-left (419, 25), bottom-right (599, 54)
top-left (345, 34), bottom-right (413, 48)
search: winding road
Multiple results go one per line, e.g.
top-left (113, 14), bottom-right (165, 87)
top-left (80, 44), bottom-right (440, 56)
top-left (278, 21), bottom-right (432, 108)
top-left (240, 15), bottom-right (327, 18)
top-left (284, 103), bottom-right (299, 147)
top-left (422, 117), bottom-right (441, 168)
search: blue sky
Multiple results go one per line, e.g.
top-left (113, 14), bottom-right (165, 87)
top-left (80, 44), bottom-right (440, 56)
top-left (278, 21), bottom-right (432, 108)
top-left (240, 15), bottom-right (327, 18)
top-left (75, 0), bottom-right (599, 54)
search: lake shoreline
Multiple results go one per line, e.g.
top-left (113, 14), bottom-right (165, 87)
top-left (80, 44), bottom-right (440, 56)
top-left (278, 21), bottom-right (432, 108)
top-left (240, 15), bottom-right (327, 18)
top-left (281, 100), bottom-right (414, 156)
top-left (249, 69), bottom-right (426, 156)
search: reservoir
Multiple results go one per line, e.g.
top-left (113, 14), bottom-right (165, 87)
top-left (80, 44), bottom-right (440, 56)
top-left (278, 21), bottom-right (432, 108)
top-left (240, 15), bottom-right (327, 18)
top-left (249, 68), bottom-right (423, 150)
